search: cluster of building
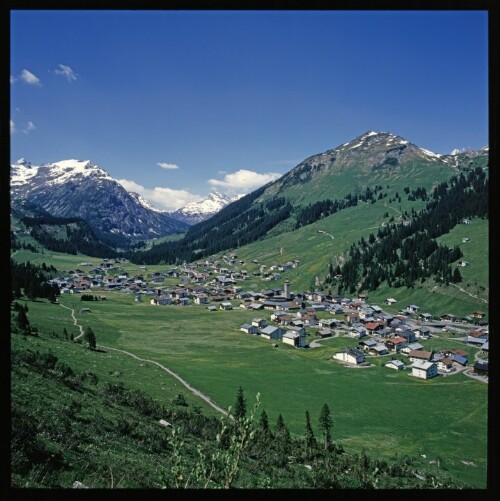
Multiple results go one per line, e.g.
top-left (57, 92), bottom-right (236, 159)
top-left (49, 256), bottom-right (489, 379)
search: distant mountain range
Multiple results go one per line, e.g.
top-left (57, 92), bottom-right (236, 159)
top-left (10, 131), bottom-right (487, 250)
top-left (166, 192), bottom-right (244, 225)
top-left (9, 158), bottom-right (242, 244)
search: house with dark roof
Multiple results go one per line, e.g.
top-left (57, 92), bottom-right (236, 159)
top-left (473, 360), bottom-right (488, 376)
top-left (411, 360), bottom-right (438, 379)
top-left (260, 325), bottom-right (285, 340)
top-left (408, 350), bottom-right (433, 362)
top-left (385, 359), bottom-right (405, 370)
top-left (333, 348), bottom-right (365, 365)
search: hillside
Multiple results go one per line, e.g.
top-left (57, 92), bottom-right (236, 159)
top-left (11, 302), bottom-right (477, 489)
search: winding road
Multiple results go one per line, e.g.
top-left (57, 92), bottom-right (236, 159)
top-left (59, 302), bottom-right (231, 417)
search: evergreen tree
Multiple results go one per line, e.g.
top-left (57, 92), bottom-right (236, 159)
top-left (258, 409), bottom-right (273, 440)
top-left (84, 327), bottom-right (96, 350)
top-left (233, 386), bottom-right (247, 420)
top-left (319, 403), bottom-right (333, 450)
top-left (63, 328), bottom-right (68, 340)
top-left (304, 410), bottom-right (316, 457)
top-left (275, 413), bottom-right (290, 441)
top-left (15, 307), bottom-right (30, 334)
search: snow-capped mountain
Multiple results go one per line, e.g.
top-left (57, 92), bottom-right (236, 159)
top-left (10, 158), bottom-right (189, 242)
top-left (168, 192), bottom-right (245, 225)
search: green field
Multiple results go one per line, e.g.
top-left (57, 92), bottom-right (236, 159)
top-left (20, 290), bottom-right (488, 487)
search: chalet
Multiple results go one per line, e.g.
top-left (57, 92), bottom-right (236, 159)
top-left (402, 342), bottom-right (424, 354)
top-left (458, 260), bottom-right (469, 267)
top-left (377, 327), bottom-right (393, 338)
top-left (408, 350), bottom-right (433, 362)
top-left (358, 293), bottom-right (368, 302)
top-left (364, 321), bottom-right (383, 334)
top-left (308, 291), bottom-right (325, 302)
top-left (319, 318), bottom-right (339, 329)
top-left (178, 297), bottom-right (189, 306)
top-left (440, 313), bottom-right (456, 322)
top-left (350, 325), bottom-right (367, 338)
top-left (247, 302), bottom-right (264, 310)
top-left (407, 304), bottom-right (420, 313)
top-left (359, 338), bottom-right (377, 351)
top-left (290, 325), bottom-right (306, 336)
top-left (369, 343), bottom-right (388, 356)
top-left (437, 357), bottom-right (455, 373)
top-left (240, 324), bottom-right (258, 335)
top-left (481, 341), bottom-right (489, 352)
top-left (219, 302), bottom-right (233, 311)
top-left (345, 313), bottom-right (360, 324)
top-left (385, 360), bottom-right (405, 371)
top-left (414, 326), bottom-right (431, 339)
top-left (385, 337), bottom-right (407, 352)
top-left (358, 307), bottom-right (374, 320)
top-left (385, 298), bottom-right (398, 306)
top-left (466, 329), bottom-right (488, 345)
top-left (270, 311), bottom-right (288, 322)
top-left (471, 311), bottom-right (486, 319)
top-left (473, 360), bottom-right (488, 376)
top-left (251, 318), bottom-right (267, 329)
top-left (207, 306), bottom-right (217, 312)
top-left (331, 304), bottom-right (344, 315)
top-left (334, 348), bottom-right (365, 365)
top-left (193, 294), bottom-right (209, 304)
top-left (282, 329), bottom-right (307, 348)
top-left (318, 328), bottom-right (333, 338)
top-left (462, 237), bottom-right (470, 243)
top-left (418, 313), bottom-right (433, 322)
top-left (399, 330), bottom-right (417, 344)
top-left (260, 325), bottom-right (285, 340)
top-left (151, 296), bottom-right (172, 306)
top-left (263, 301), bottom-right (300, 311)
top-left (411, 360), bottom-right (438, 379)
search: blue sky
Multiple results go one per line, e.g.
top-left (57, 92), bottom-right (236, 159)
top-left (10, 9), bottom-right (488, 210)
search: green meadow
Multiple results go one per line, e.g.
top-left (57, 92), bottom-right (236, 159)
top-left (22, 290), bottom-right (488, 487)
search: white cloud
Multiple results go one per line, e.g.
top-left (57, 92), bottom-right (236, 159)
top-left (208, 169), bottom-right (281, 194)
top-left (23, 121), bottom-right (36, 134)
top-left (10, 75), bottom-right (17, 84)
top-left (116, 178), bottom-right (201, 211)
top-left (10, 119), bottom-right (15, 134)
top-left (20, 69), bottom-right (41, 86)
top-left (55, 64), bottom-right (77, 81)
top-left (157, 162), bottom-right (179, 170)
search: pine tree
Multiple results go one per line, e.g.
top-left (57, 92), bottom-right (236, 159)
top-left (16, 308), bottom-right (30, 334)
top-left (258, 409), bottom-right (273, 439)
top-left (233, 386), bottom-right (247, 420)
top-left (318, 403), bottom-right (333, 450)
top-left (304, 410), bottom-right (316, 457)
top-left (84, 327), bottom-right (96, 350)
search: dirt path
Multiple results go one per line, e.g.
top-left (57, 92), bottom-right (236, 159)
top-left (59, 302), bottom-right (230, 417)
top-left (449, 283), bottom-right (488, 304)
top-left (99, 346), bottom-right (231, 417)
top-left (59, 303), bottom-right (85, 340)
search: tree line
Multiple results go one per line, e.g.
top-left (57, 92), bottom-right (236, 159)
top-left (327, 168), bottom-right (488, 294)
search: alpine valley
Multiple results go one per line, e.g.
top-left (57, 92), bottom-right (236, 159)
top-left (10, 130), bottom-right (490, 489)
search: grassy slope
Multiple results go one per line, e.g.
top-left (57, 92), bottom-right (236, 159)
top-left (20, 290), bottom-right (488, 487)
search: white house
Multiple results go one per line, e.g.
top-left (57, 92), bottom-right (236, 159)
top-left (260, 325), bottom-right (285, 340)
top-left (219, 302), bottom-right (233, 311)
top-left (385, 360), bottom-right (405, 370)
top-left (410, 360), bottom-right (437, 379)
top-left (282, 330), bottom-right (307, 348)
top-left (240, 323), bottom-right (258, 335)
top-left (333, 348), bottom-right (365, 365)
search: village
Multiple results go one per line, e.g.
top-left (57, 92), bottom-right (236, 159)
top-left (50, 253), bottom-right (489, 382)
